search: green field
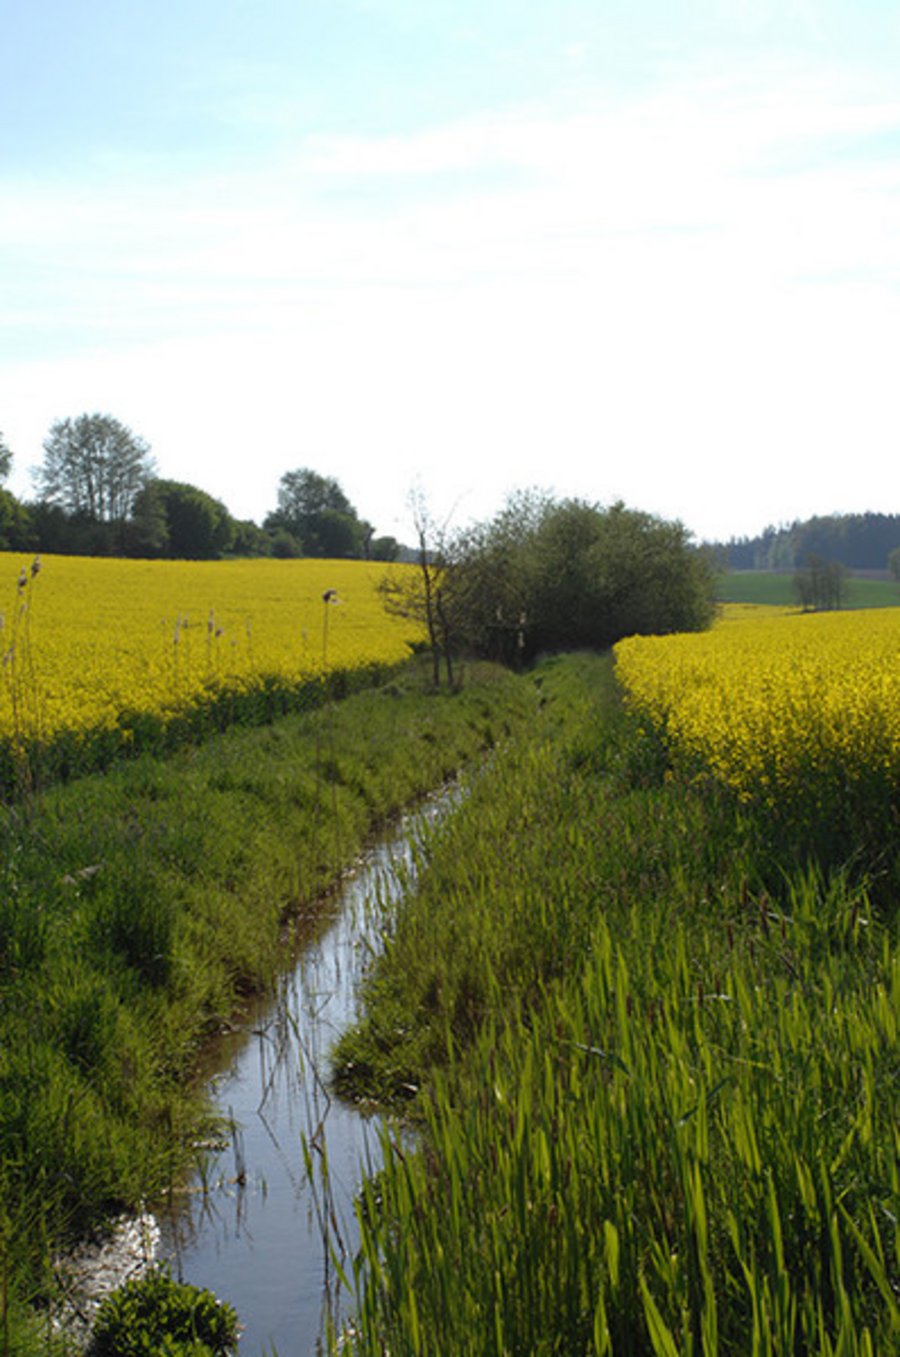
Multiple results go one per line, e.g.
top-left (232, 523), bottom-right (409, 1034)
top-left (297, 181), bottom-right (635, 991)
top-left (717, 569), bottom-right (900, 608)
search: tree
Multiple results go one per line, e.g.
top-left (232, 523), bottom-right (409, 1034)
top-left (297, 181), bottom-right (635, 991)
top-left (445, 495), bottom-right (716, 663)
top-left (230, 518), bottom-right (272, 557)
top-left (121, 480), bottom-right (170, 557)
top-left (269, 527), bottom-right (304, 558)
top-left (378, 489), bottom-right (459, 687)
top-left (33, 414), bottom-right (154, 526)
top-left (265, 468), bottom-right (367, 558)
top-left (444, 489), bottom-right (549, 665)
top-left (0, 488), bottom-right (32, 550)
top-left (370, 535), bottom-right (400, 562)
top-left (135, 479), bottom-right (234, 559)
top-left (888, 545), bottom-right (900, 582)
top-left (793, 554), bottom-right (847, 611)
top-left (0, 431), bottom-right (13, 481)
top-left (275, 468), bottom-right (353, 522)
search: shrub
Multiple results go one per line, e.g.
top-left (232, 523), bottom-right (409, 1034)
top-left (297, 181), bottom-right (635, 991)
top-left (92, 1265), bottom-right (239, 1355)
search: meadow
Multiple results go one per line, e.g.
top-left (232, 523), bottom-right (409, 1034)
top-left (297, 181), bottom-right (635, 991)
top-left (717, 570), bottom-right (899, 609)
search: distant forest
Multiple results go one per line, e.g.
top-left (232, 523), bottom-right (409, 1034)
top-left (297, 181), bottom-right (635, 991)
top-left (713, 513), bottom-right (900, 572)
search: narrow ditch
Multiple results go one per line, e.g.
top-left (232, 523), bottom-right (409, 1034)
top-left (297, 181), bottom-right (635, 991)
top-left (143, 784), bottom-right (460, 1356)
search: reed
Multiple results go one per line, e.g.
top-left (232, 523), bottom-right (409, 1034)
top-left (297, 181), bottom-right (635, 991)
top-left (333, 654), bottom-right (899, 1355)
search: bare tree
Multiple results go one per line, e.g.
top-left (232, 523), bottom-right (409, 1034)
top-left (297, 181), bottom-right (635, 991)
top-left (378, 487), bottom-right (458, 688)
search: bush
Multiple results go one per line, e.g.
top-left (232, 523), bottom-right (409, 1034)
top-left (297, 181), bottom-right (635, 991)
top-left (446, 493), bottom-right (716, 663)
top-left (92, 1266), bottom-right (239, 1355)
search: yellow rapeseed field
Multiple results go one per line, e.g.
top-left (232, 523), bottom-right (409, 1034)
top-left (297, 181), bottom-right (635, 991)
top-left (614, 603), bottom-right (900, 802)
top-left (0, 553), bottom-right (423, 748)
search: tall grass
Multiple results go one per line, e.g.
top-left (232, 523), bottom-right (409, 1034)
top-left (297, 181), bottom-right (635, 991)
top-left (333, 654), bottom-right (899, 1355)
top-left (0, 658), bottom-right (534, 1349)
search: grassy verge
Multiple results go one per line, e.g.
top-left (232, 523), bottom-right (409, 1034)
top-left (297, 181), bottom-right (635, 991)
top-left (0, 658), bottom-right (535, 1352)
top-left (332, 653), bottom-right (899, 1355)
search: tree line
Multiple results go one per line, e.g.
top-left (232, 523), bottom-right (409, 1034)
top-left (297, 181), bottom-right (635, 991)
top-left (0, 414), bottom-right (718, 664)
top-left (0, 414), bottom-right (401, 561)
top-left (716, 512), bottom-right (900, 573)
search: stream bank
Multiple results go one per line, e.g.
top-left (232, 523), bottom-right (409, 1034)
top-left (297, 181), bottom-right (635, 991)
top-left (5, 661), bottom-right (532, 1354)
top-left (157, 788), bottom-right (459, 1356)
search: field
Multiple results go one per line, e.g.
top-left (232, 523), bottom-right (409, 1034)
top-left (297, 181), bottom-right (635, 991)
top-left (0, 553), bottom-right (423, 786)
top-left (616, 604), bottom-right (900, 798)
top-left (717, 570), bottom-right (900, 608)
top-left (2, 573), bottom-right (898, 1354)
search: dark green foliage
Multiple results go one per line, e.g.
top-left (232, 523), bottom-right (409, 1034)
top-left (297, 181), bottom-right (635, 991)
top-left (121, 479), bottom-right (170, 557)
top-left (25, 503), bottom-right (121, 556)
top-left (446, 493), bottom-right (715, 662)
top-left (0, 487), bottom-right (33, 550)
top-left (264, 467), bottom-right (370, 558)
top-left (129, 479), bottom-right (235, 559)
top-left (269, 526), bottom-right (304, 557)
top-left (228, 517), bottom-right (272, 557)
top-left (92, 1266), bottom-right (238, 1355)
top-left (793, 553), bottom-right (847, 610)
top-left (369, 534), bottom-right (400, 561)
top-left (720, 510), bottom-right (900, 571)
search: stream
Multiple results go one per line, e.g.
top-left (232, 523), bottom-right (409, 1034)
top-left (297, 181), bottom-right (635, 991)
top-left (155, 788), bottom-right (457, 1357)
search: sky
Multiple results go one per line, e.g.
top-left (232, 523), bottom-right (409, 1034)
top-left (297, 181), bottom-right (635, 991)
top-left (1, 1), bottom-right (899, 546)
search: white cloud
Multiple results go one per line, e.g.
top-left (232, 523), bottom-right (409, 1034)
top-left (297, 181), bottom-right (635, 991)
top-left (2, 55), bottom-right (899, 540)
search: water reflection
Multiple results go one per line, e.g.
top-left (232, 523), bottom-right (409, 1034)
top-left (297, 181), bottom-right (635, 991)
top-left (159, 793), bottom-right (455, 1357)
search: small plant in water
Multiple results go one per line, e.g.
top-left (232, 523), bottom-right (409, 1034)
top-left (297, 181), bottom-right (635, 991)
top-left (92, 1264), bottom-right (239, 1356)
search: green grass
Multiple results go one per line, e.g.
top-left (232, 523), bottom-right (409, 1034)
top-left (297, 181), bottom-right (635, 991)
top-left (717, 571), bottom-right (900, 609)
top-left (0, 658), bottom-right (536, 1350)
top-left (332, 654), bottom-right (900, 1356)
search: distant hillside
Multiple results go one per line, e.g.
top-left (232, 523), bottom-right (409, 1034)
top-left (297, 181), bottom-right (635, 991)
top-left (712, 512), bottom-right (900, 572)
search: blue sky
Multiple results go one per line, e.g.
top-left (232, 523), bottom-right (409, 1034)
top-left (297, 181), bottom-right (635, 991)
top-left (2, 0), bottom-right (899, 543)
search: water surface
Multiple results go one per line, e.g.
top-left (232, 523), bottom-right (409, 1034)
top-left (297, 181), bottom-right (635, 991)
top-left (159, 795), bottom-right (453, 1355)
